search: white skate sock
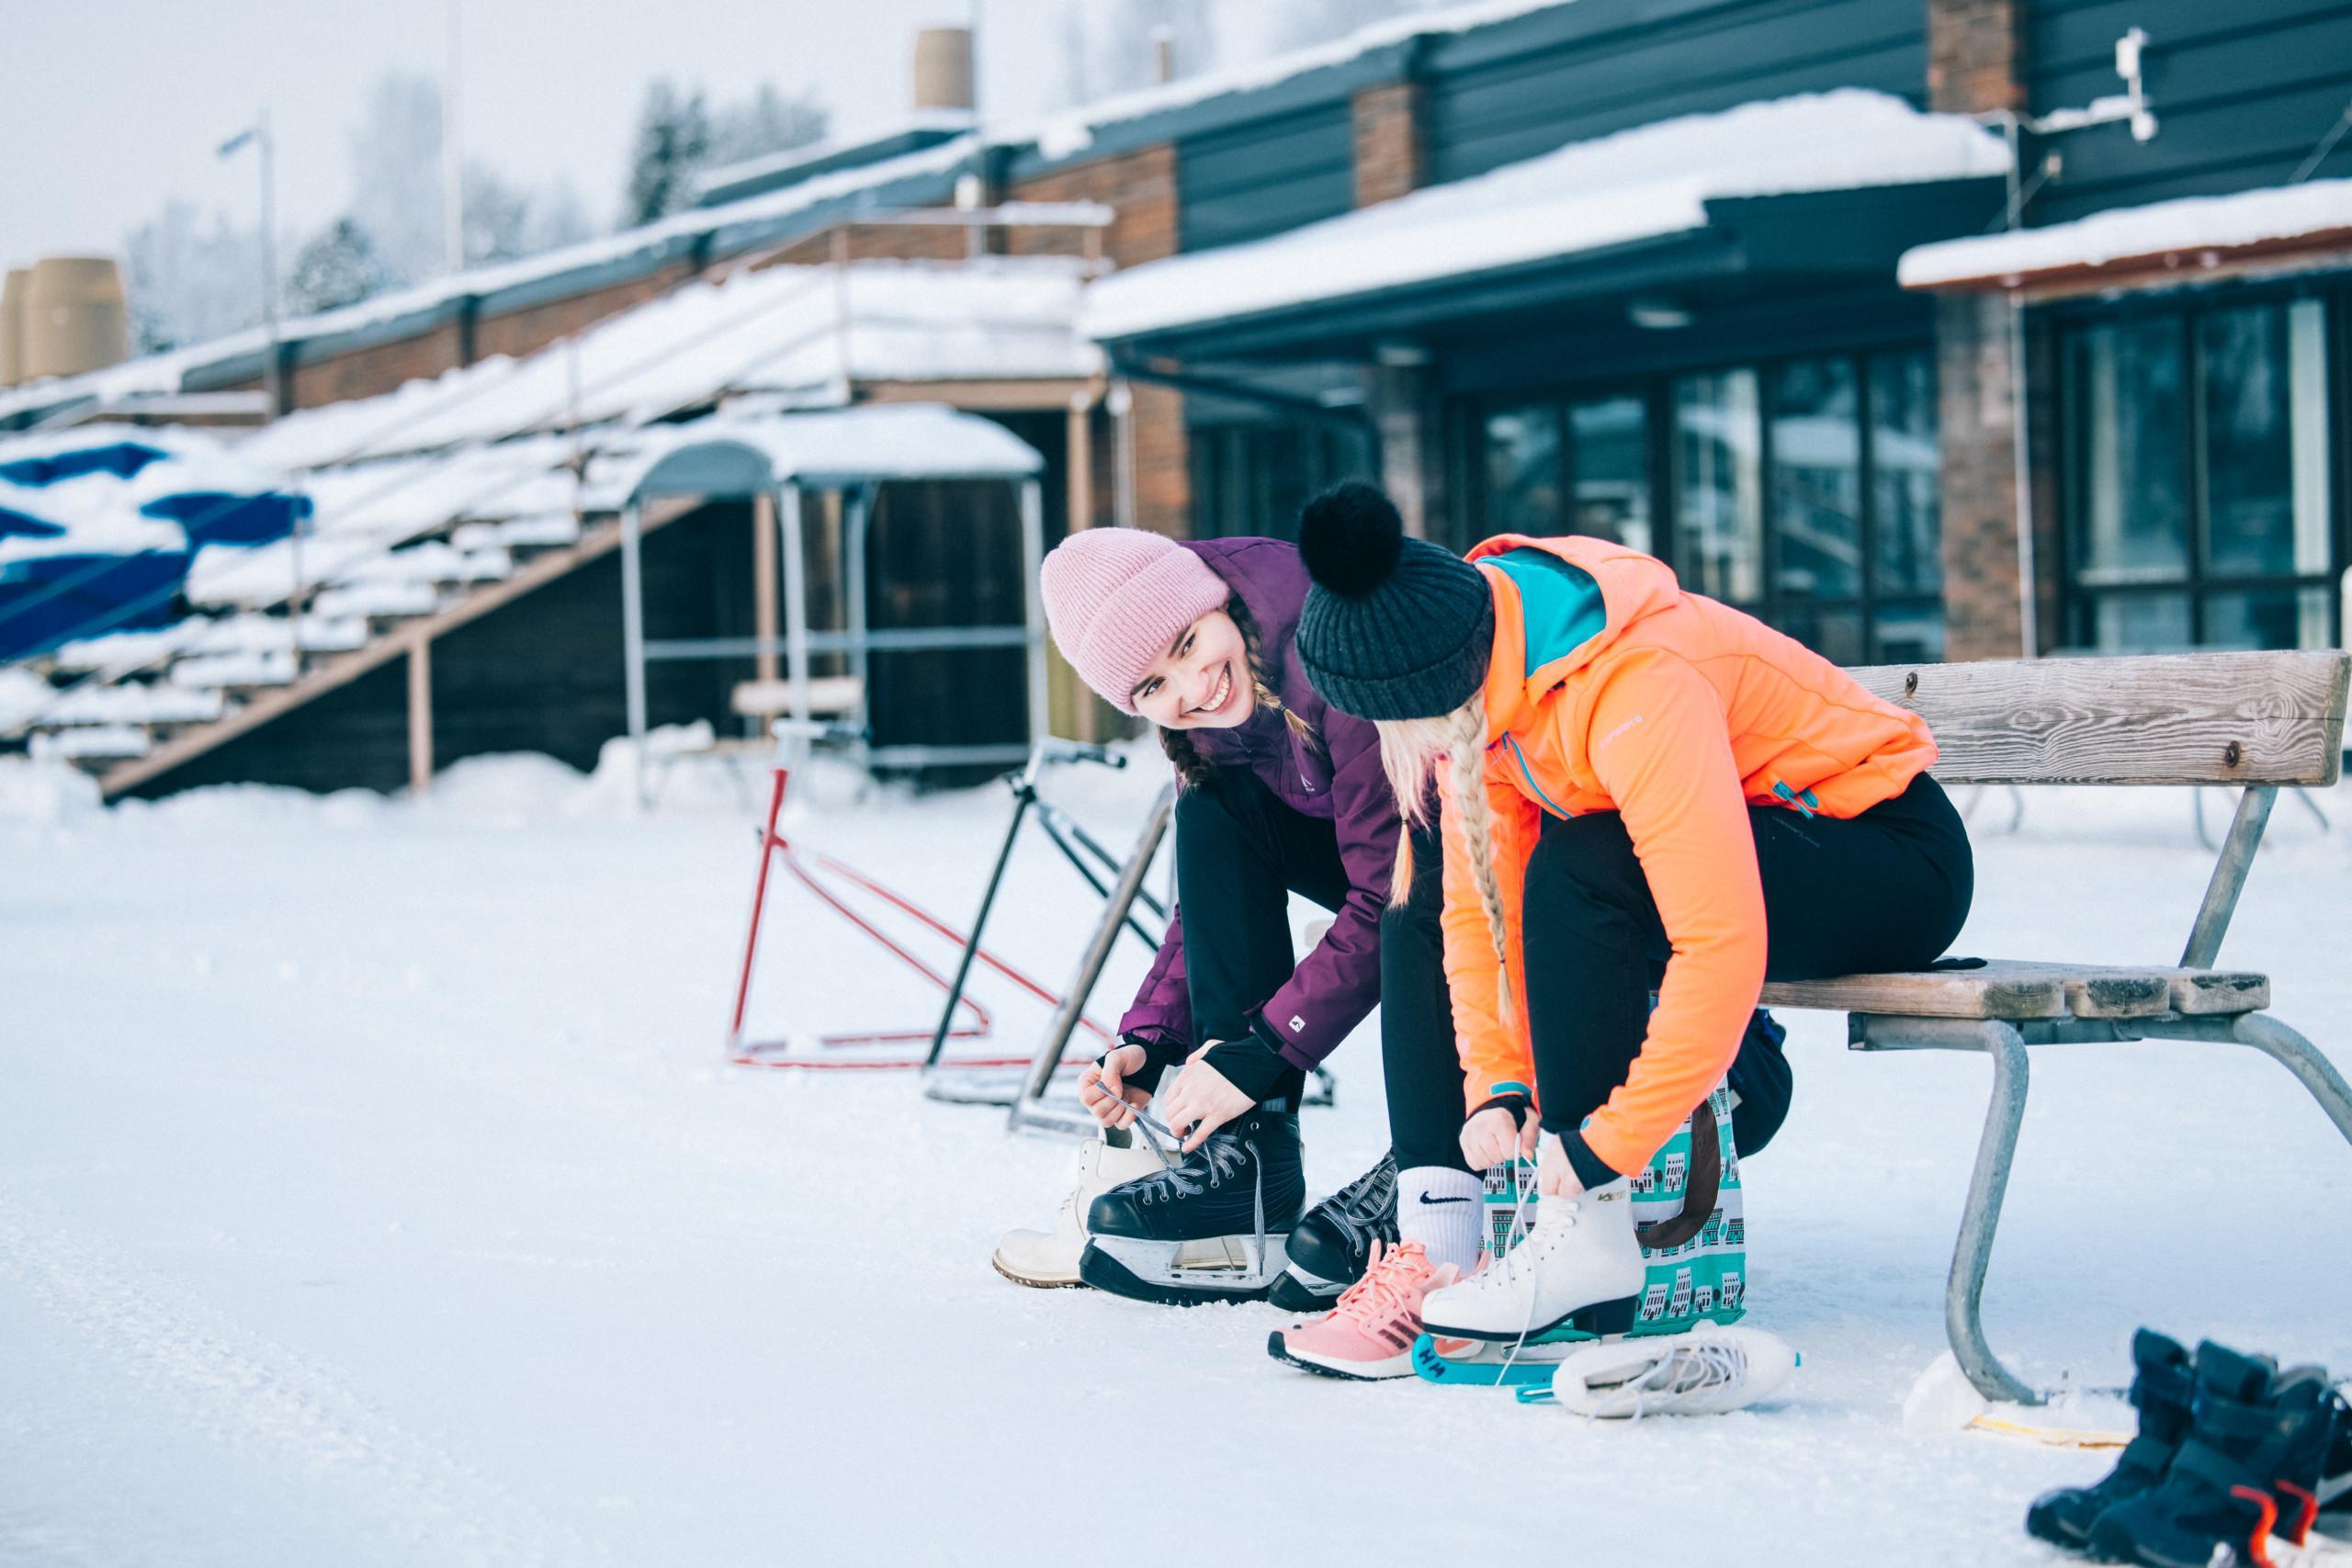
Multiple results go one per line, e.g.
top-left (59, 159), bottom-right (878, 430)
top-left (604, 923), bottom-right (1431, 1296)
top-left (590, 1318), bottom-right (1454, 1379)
top-left (1396, 1166), bottom-right (1483, 1274)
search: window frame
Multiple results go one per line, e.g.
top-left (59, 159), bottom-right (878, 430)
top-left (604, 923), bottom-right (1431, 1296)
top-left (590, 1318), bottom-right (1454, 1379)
top-left (2053, 282), bottom-right (2347, 653)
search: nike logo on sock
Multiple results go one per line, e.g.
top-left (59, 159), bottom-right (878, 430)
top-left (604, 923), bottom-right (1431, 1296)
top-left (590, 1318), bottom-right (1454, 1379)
top-left (1417, 1194), bottom-right (1473, 1205)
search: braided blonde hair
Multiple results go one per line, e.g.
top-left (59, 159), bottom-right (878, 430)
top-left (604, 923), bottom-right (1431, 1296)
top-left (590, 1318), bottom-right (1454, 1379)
top-left (1375, 698), bottom-right (1512, 1025)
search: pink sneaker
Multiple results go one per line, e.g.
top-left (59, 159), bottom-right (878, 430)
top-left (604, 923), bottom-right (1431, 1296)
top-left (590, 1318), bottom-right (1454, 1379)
top-left (1267, 1239), bottom-right (1460, 1381)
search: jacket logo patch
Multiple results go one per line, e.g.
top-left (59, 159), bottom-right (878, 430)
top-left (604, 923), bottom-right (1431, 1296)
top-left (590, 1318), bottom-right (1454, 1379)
top-left (1596, 714), bottom-right (1645, 752)
top-left (1289, 1015), bottom-right (1306, 1033)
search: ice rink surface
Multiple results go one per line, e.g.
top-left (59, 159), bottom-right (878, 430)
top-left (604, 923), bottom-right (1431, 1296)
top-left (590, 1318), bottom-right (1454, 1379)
top-left (5, 748), bottom-right (2348, 1566)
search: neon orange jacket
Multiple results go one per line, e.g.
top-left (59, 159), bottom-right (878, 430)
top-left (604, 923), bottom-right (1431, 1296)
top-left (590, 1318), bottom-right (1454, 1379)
top-left (1439, 535), bottom-right (1938, 1178)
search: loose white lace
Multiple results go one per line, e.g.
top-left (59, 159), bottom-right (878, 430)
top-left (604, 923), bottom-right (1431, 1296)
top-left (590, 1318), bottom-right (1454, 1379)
top-left (1586, 1340), bottom-right (1748, 1421)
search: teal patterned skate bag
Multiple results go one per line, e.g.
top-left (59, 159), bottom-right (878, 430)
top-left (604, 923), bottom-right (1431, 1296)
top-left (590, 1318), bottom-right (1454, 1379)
top-left (1482, 1080), bottom-right (1746, 1341)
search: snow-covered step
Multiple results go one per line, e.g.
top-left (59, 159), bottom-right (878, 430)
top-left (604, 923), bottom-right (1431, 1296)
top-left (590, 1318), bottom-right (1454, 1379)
top-left (191, 612), bottom-right (369, 657)
top-left (453, 511), bottom-right (580, 552)
top-left (169, 649), bottom-right (297, 690)
top-left (334, 540), bottom-right (514, 588)
top-left (40, 682), bottom-right (226, 728)
top-left (30, 724), bottom-right (151, 761)
top-left (50, 618), bottom-right (217, 676)
top-left (311, 581), bottom-right (440, 620)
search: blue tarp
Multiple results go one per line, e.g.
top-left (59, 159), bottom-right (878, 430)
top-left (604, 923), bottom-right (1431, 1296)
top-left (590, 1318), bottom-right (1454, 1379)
top-left (0, 441), bottom-right (171, 488)
top-left (139, 491), bottom-right (311, 547)
top-left (0, 551), bottom-right (189, 660)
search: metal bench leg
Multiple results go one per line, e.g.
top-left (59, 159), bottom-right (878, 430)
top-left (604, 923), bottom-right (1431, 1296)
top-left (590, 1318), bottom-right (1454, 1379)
top-left (2231, 1013), bottom-right (2352, 1149)
top-left (1948, 1021), bottom-right (2041, 1406)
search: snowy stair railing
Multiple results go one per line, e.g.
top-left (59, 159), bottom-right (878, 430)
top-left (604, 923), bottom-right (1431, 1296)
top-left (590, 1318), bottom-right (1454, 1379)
top-left (1754, 649), bottom-right (2352, 1408)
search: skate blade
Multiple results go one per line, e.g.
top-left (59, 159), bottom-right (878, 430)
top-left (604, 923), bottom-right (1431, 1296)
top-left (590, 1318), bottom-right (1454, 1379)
top-left (1410, 1332), bottom-right (1574, 1388)
top-left (1266, 1270), bottom-right (1343, 1314)
top-left (1080, 1235), bottom-right (1292, 1306)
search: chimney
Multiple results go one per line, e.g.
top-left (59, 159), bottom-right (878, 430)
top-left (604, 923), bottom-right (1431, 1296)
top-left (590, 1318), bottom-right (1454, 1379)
top-left (913, 27), bottom-right (975, 111)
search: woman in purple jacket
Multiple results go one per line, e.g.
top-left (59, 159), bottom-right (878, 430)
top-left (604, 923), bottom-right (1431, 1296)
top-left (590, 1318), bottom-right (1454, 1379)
top-left (989, 524), bottom-right (1487, 1350)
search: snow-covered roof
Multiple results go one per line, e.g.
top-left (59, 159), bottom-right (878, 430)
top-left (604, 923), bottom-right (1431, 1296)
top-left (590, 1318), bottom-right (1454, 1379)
top-left (692, 111), bottom-right (976, 200)
top-left (0, 135), bottom-right (982, 426)
top-left (1083, 91), bottom-right (2010, 344)
top-left (605, 403), bottom-right (1042, 501)
top-left (232, 256), bottom-right (1098, 471)
top-left (1899, 178), bottom-right (2352, 292)
top-left (1022, 0), bottom-right (1577, 163)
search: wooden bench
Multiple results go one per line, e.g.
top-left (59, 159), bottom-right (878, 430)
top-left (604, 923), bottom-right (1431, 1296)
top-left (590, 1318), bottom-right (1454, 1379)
top-left (1755, 649), bottom-right (2352, 1405)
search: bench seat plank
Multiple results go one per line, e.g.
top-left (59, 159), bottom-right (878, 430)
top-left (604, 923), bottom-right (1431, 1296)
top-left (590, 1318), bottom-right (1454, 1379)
top-left (1761, 962), bottom-right (2270, 1021)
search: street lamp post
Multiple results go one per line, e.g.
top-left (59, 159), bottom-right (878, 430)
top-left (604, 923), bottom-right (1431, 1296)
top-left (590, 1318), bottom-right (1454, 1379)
top-left (217, 111), bottom-right (280, 420)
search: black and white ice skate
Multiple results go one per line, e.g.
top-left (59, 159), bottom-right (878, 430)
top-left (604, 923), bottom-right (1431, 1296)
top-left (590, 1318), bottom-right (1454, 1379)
top-left (1079, 1109), bottom-right (1306, 1307)
top-left (1267, 1149), bottom-right (1397, 1314)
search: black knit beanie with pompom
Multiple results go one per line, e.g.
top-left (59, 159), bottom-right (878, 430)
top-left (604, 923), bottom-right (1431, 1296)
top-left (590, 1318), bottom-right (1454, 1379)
top-left (1295, 481), bottom-right (1495, 721)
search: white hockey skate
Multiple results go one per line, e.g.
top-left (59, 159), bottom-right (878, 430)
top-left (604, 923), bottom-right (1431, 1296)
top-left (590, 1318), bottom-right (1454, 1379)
top-left (991, 1134), bottom-right (1169, 1289)
top-left (1419, 1176), bottom-right (1645, 1342)
top-left (1527, 1325), bottom-right (1797, 1416)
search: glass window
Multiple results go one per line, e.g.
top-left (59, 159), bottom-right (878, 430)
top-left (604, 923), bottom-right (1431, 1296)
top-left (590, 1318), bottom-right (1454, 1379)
top-left (1872, 600), bottom-right (1945, 664)
top-left (1567, 396), bottom-right (1652, 554)
top-left (1870, 351), bottom-right (1942, 599)
top-left (2086, 592), bottom-right (2193, 653)
top-left (2205, 587), bottom-right (2335, 651)
top-left (2200, 300), bottom-right (2332, 578)
top-left (1484, 407), bottom-right (1561, 540)
top-left (2070, 319), bottom-right (2189, 587)
top-left (1769, 357), bottom-right (1863, 604)
top-left (1673, 369), bottom-right (1763, 604)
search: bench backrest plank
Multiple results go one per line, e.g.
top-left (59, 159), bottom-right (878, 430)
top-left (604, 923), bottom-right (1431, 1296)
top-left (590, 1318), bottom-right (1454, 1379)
top-left (1844, 651), bottom-right (2350, 786)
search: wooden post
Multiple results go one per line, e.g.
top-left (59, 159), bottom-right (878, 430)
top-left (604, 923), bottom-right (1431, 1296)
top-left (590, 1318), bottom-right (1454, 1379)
top-left (1065, 391), bottom-right (1099, 743)
top-left (407, 637), bottom-right (434, 795)
top-left (752, 491), bottom-right (780, 688)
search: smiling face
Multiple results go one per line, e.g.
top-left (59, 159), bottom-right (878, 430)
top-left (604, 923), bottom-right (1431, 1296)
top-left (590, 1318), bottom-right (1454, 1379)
top-left (1130, 607), bottom-right (1252, 730)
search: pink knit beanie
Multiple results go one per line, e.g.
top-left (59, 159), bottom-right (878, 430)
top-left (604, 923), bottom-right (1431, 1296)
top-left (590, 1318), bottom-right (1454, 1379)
top-left (1040, 529), bottom-right (1231, 715)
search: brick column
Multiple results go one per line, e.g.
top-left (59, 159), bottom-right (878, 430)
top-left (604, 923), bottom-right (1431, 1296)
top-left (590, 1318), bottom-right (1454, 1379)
top-left (1928, 0), bottom-right (2032, 659)
top-left (1012, 144), bottom-right (1191, 536)
top-left (1353, 80), bottom-right (1442, 536)
top-left (1352, 81), bottom-right (1424, 208)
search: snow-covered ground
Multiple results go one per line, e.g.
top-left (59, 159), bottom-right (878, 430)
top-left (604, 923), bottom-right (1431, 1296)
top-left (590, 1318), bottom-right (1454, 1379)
top-left (4, 749), bottom-right (2349, 1567)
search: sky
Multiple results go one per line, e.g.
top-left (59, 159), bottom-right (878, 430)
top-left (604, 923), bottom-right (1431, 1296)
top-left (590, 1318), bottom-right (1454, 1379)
top-left (0, 0), bottom-right (1087, 267)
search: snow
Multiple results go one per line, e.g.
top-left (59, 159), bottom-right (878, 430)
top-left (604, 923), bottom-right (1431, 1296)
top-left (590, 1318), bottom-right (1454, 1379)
top-left (0, 137), bottom-right (985, 427)
top-left (600, 402), bottom-right (1045, 503)
top-left (0, 666), bottom-right (54, 731)
top-left (690, 109), bottom-right (976, 198)
top-left (2, 750), bottom-right (2347, 1564)
top-left (1023, 0), bottom-right (1582, 163)
top-left (48, 618), bottom-right (218, 677)
top-left (1900, 177), bottom-right (2352, 289)
top-left (166, 649), bottom-right (296, 690)
top-left (310, 581), bottom-right (441, 621)
top-left (0, 424), bottom-right (299, 568)
top-left (28, 723), bottom-right (150, 760)
top-left (40, 682), bottom-right (225, 728)
top-left (1083, 90), bottom-right (2011, 342)
top-left (233, 258), bottom-right (1099, 470)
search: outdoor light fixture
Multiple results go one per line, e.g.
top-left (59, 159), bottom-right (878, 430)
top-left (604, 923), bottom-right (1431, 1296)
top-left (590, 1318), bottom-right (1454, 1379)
top-left (1627, 299), bottom-right (1694, 331)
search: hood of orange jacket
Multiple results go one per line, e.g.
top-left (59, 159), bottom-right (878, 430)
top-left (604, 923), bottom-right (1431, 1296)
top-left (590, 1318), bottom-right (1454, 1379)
top-left (1437, 534), bottom-right (1937, 1179)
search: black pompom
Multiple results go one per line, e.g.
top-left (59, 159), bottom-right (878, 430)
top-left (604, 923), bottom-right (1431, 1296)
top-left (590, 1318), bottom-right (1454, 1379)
top-left (1297, 482), bottom-right (1404, 598)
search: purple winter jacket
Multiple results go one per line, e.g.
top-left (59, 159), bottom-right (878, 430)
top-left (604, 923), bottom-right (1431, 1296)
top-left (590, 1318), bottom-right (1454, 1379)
top-left (1114, 537), bottom-right (1402, 1076)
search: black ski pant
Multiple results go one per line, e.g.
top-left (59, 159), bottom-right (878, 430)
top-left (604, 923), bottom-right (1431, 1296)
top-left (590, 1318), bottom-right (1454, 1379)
top-left (1171, 765), bottom-right (1345, 1111)
top-left (1521, 771), bottom-right (1971, 1171)
top-left (1380, 806), bottom-right (1799, 1177)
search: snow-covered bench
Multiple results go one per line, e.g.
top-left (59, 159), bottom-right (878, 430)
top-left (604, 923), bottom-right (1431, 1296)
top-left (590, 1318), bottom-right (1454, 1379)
top-left (1755, 650), bottom-right (2352, 1405)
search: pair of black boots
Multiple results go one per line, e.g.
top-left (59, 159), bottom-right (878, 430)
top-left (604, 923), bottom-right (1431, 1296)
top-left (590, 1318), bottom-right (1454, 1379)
top-left (2028, 1329), bottom-right (2351, 1566)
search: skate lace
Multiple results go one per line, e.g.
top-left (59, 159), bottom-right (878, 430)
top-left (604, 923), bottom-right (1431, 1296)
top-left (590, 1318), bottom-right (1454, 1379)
top-left (1332, 1240), bottom-right (1430, 1329)
top-left (1126, 1130), bottom-right (1250, 1203)
top-left (1318, 1156), bottom-right (1398, 1251)
top-left (1588, 1341), bottom-right (1747, 1422)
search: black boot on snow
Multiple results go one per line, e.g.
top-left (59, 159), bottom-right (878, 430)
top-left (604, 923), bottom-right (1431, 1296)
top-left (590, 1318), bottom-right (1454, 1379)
top-left (2026, 1329), bottom-right (2196, 1549)
top-left (1267, 1149), bottom-right (1397, 1314)
top-left (1079, 1108), bottom-right (1306, 1307)
top-left (2087, 1342), bottom-right (2340, 1568)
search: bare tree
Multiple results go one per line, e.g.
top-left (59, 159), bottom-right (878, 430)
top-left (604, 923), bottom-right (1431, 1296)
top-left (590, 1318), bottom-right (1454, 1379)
top-left (348, 71), bottom-right (449, 288)
top-left (122, 201), bottom-right (268, 354)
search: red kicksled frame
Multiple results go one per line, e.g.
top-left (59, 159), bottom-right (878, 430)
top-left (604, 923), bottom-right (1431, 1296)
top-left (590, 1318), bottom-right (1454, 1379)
top-left (726, 762), bottom-right (1114, 1071)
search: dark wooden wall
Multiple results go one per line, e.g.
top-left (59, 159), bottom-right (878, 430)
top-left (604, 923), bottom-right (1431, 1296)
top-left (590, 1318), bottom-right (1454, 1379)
top-left (1179, 102), bottom-right (1359, 254)
top-left (2026, 0), bottom-right (2352, 222)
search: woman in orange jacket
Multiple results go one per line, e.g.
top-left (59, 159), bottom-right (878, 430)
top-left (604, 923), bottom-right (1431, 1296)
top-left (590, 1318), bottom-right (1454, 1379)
top-left (1292, 483), bottom-right (1973, 1343)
